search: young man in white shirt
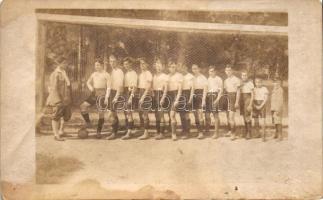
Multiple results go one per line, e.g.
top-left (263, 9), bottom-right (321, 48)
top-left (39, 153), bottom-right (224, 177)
top-left (190, 64), bottom-right (207, 139)
top-left (80, 59), bottom-right (111, 139)
top-left (178, 64), bottom-right (194, 139)
top-left (239, 71), bottom-right (254, 139)
top-left (137, 58), bottom-right (153, 140)
top-left (224, 66), bottom-right (241, 140)
top-left (152, 59), bottom-right (168, 140)
top-left (167, 61), bottom-right (184, 141)
top-left (121, 57), bottom-right (137, 140)
top-left (205, 66), bottom-right (223, 139)
top-left (253, 77), bottom-right (269, 142)
top-left (106, 54), bottom-right (125, 140)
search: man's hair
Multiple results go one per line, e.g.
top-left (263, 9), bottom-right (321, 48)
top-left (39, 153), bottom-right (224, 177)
top-left (225, 65), bottom-right (232, 70)
top-left (192, 64), bottom-right (200, 68)
top-left (209, 65), bottom-right (216, 71)
top-left (123, 57), bottom-right (133, 64)
top-left (95, 57), bottom-right (103, 64)
top-left (168, 59), bottom-right (177, 66)
top-left (138, 57), bottom-right (147, 63)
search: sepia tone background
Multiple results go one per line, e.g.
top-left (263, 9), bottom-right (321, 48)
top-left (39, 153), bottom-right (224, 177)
top-left (1, 0), bottom-right (322, 199)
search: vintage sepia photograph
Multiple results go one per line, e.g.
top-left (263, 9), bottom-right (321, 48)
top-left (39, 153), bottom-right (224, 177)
top-left (34, 8), bottom-right (290, 198)
top-left (2, 0), bottom-right (322, 199)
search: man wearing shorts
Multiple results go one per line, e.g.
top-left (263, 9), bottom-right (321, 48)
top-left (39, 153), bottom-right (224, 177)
top-left (107, 54), bottom-right (125, 140)
top-left (137, 58), bottom-right (153, 140)
top-left (167, 61), bottom-right (183, 141)
top-left (239, 71), bottom-right (254, 139)
top-left (46, 59), bottom-right (71, 141)
top-left (224, 66), bottom-right (241, 140)
top-left (205, 66), bottom-right (223, 139)
top-left (80, 59), bottom-right (111, 139)
top-left (190, 64), bottom-right (207, 139)
top-left (121, 57), bottom-right (137, 140)
top-left (152, 59), bottom-right (169, 140)
top-left (178, 64), bottom-right (194, 139)
top-left (253, 77), bottom-right (269, 142)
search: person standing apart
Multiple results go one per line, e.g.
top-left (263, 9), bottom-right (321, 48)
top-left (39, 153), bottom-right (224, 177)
top-left (46, 59), bottom-right (72, 141)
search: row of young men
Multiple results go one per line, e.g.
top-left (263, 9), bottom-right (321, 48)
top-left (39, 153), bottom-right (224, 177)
top-left (46, 54), bottom-right (284, 142)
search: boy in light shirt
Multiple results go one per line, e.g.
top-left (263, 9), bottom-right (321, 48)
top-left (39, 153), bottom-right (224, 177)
top-left (106, 54), bottom-right (125, 140)
top-left (190, 64), bottom-right (207, 139)
top-left (205, 66), bottom-right (223, 139)
top-left (167, 61), bottom-right (184, 141)
top-left (239, 71), bottom-right (254, 139)
top-left (252, 77), bottom-right (269, 142)
top-left (80, 59), bottom-right (111, 139)
top-left (137, 58), bottom-right (153, 140)
top-left (121, 57), bottom-right (137, 140)
top-left (152, 59), bottom-right (169, 140)
top-left (224, 66), bottom-right (241, 140)
top-left (178, 64), bottom-right (194, 139)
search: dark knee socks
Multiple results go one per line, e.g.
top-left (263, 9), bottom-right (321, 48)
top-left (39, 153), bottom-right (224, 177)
top-left (112, 117), bottom-right (119, 134)
top-left (97, 118), bottom-right (104, 133)
top-left (156, 121), bottom-right (161, 134)
top-left (81, 113), bottom-right (91, 124)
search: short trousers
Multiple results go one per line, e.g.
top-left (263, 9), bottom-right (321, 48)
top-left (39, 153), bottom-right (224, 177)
top-left (271, 110), bottom-right (282, 124)
top-left (153, 90), bottom-right (168, 111)
top-left (253, 100), bottom-right (266, 118)
top-left (108, 89), bottom-right (125, 111)
top-left (177, 89), bottom-right (191, 112)
top-left (49, 102), bottom-right (72, 122)
top-left (167, 90), bottom-right (180, 112)
top-left (227, 92), bottom-right (237, 112)
top-left (192, 89), bottom-right (203, 110)
top-left (138, 88), bottom-right (153, 111)
top-left (205, 92), bottom-right (219, 113)
top-left (240, 93), bottom-right (252, 117)
top-left (124, 87), bottom-right (136, 111)
top-left (85, 88), bottom-right (106, 107)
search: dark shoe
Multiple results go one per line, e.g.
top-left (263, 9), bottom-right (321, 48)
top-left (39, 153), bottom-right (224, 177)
top-left (96, 132), bottom-right (102, 139)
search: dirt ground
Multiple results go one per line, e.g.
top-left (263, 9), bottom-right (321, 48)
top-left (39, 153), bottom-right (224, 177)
top-left (36, 120), bottom-right (320, 199)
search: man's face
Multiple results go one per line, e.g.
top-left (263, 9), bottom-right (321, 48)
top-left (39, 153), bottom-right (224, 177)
top-left (140, 60), bottom-right (147, 71)
top-left (168, 63), bottom-right (176, 74)
top-left (109, 56), bottom-right (117, 68)
top-left (155, 60), bottom-right (163, 73)
top-left (95, 62), bottom-right (103, 71)
top-left (241, 72), bottom-right (248, 81)
top-left (255, 79), bottom-right (262, 87)
top-left (192, 64), bottom-right (200, 75)
top-left (179, 64), bottom-right (188, 73)
top-left (225, 67), bottom-right (233, 76)
top-left (209, 68), bottom-right (215, 77)
top-left (123, 61), bottom-right (131, 71)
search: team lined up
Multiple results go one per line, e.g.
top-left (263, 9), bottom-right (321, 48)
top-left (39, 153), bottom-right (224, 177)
top-left (46, 54), bottom-right (284, 142)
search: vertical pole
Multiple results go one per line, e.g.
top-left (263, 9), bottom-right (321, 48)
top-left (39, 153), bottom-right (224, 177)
top-left (77, 25), bottom-right (83, 102)
top-left (36, 21), bottom-right (47, 113)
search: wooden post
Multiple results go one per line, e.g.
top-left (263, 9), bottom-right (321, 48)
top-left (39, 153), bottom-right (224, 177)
top-left (36, 21), bottom-right (47, 113)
